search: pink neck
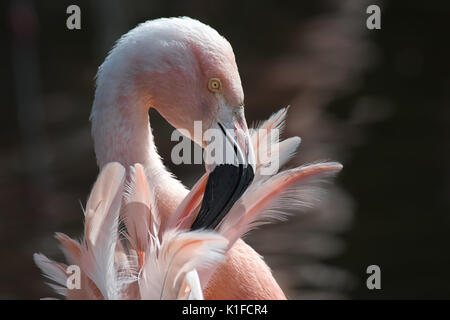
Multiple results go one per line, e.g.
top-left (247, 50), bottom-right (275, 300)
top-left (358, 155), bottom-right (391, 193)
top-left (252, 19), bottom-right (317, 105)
top-left (91, 85), bottom-right (188, 221)
top-left (91, 94), bottom-right (153, 169)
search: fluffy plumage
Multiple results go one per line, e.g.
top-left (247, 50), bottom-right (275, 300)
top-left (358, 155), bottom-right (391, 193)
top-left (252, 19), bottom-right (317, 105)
top-left (34, 107), bottom-right (341, 299)
top-left (34, 163), bottom-right (228, 300)
top-left (139, 230), bottom-right (227, 299)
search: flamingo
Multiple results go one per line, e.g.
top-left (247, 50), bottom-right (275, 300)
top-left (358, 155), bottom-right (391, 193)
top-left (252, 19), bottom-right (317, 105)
top-left (34, 17), bottom-right (342, 299)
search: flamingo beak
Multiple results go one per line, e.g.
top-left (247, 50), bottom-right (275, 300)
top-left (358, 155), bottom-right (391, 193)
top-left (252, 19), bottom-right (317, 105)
top-left (191, 107), bottom-right (255, 230)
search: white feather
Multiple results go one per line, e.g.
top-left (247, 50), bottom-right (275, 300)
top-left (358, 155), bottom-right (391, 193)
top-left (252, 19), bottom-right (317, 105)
top-left (81, 162), bottom-right (126, 299)
top-left (33, 253), bottom-right (67, 296)
top-left (139, 230), bottom-right (227, 300)
top-left (123, 164), bottom-right (159, 255)
top-left (186, 270), bottom-right (204, 300)
top-left (219, 162), bottom-right (343, 246)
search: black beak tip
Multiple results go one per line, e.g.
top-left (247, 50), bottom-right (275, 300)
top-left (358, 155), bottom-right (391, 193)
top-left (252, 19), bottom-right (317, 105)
top-left (190, 164), bottom-right (254, 230)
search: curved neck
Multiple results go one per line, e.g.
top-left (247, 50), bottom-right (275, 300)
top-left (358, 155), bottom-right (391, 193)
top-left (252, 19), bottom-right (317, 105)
top-left (91, 91), bottom-right (155, 170)
top-left (91, 83), bottom-right (188, 220)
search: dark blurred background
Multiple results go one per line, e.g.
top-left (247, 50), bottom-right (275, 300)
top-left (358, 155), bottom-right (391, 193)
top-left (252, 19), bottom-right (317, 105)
top-left (1, 0), bottom-right (449, 299)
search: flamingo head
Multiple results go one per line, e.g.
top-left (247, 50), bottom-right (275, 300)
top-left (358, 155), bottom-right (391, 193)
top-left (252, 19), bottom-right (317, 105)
top-left (133, 18), bottom-right (251, 165)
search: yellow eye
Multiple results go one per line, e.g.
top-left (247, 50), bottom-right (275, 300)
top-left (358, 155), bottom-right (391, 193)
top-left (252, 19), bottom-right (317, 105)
top-left (208, 78), bottom-right (222, 93)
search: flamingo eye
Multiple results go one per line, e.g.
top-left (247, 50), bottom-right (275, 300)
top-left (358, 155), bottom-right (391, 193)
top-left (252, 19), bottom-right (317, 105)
top-left (208, 78), bottom-right (222, 93)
